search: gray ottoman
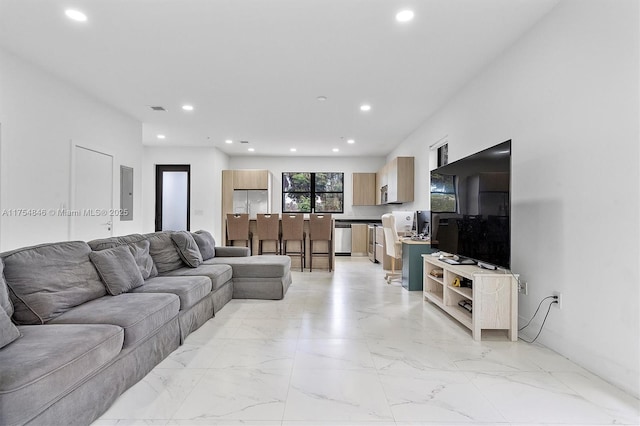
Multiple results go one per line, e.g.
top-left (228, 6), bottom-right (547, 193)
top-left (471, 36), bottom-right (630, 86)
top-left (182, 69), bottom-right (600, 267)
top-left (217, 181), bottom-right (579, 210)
top-left (203, 255), bottom-right (292, 299)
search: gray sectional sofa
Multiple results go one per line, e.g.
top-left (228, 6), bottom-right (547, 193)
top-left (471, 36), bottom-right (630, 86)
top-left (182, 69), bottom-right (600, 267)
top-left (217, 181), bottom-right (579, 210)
top-left (0, 230), bottom-right (291, 426)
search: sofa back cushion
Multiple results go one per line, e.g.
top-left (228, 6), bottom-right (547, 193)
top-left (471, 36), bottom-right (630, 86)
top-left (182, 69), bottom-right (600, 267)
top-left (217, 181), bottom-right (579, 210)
top-left (90, 245), bottom-right (145, 295)
top-left (127, 240), bottom-right (158, 279)
top-left (0, 307), bottom-right (20, 349)
top-left (87, 234), bottom-right (146, 251)
top-left (192, 230), bottom-right (216, 260)
top-left (144, 232), bottom-right (184, 273)
top-left (0, 259), bottom-right (13, 317)
top-left (1, 241), bottom-right (106, 324)
top-left (88, 234), bottom-right (157, 280)
top-left (171, 231), bottom-right (203, 267)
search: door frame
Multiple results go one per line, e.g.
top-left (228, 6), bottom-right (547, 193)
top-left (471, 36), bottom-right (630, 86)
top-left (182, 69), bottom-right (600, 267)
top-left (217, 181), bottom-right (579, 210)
top-left (69, 142), bottom-right (114, 240)
top-left (155, 164), bottom-right (191, 231)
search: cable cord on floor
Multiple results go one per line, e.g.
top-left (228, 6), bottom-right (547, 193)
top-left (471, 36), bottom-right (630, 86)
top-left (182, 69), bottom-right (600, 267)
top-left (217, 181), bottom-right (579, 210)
top-left (519, 299), bottom-right (556, 344)
top-left (519, 295), bottom-right (556, 331)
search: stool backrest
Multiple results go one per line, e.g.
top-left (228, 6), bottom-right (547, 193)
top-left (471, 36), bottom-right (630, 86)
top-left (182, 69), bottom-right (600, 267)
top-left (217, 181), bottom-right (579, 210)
top-left (226, 213), bottom-right (250, 240)
top-left (309, 213), bottom-right (332, 241)
top-left (281, 214), bottom-right (304, 241)
top-left (256, 214), bottom-right (280, 240)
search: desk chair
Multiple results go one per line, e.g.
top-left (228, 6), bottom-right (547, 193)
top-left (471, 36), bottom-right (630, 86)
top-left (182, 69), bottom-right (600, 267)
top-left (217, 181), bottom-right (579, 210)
top-left (381, 213), bottom-right (402, 284)
top-left (309, 213), bottom-right (333, 272)
top-left (256, 213), bottom-right (280, 255)
top-left (281, 213), bottom-right (305, 271)
top-left (226, 213), bottom-right (252, 253)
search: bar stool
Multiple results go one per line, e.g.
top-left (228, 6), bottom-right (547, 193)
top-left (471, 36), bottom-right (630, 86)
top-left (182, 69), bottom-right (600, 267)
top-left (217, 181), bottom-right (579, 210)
top-left (309, 213), bottom-right (333, 272)
top-left (256, 213), bottom-right (280, 255)
top-left (281, 213), bottom-right (305, 271)
top-left (226, 213), bottom-right (252, 253)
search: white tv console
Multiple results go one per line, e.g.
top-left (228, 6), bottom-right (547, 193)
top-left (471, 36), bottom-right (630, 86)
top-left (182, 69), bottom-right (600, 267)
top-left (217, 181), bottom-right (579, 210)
top-left (422, 255), bottom-right (518, 341)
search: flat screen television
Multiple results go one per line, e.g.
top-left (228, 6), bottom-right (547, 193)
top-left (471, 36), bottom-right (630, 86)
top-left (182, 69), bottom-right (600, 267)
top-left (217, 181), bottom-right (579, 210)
top-left (430, 140), bottom-right (511, 269)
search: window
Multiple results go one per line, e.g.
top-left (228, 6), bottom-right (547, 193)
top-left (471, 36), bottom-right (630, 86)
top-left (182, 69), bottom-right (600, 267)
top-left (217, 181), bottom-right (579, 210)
top-left (282, 172), bottom-right (344, 213)
top-left (430, 172), bottom-right (457, 212)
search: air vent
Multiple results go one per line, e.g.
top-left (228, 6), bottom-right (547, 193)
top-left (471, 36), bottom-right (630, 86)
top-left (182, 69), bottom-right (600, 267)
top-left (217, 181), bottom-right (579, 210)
top-left (240, 140), bottom-right (249, 144)
top-left (150, 106), bottom-right (167, 111)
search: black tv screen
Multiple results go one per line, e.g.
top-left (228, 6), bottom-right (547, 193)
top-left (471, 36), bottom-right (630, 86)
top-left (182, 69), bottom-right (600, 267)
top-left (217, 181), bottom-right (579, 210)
top-left (430, 140), bottom-right (511, 269)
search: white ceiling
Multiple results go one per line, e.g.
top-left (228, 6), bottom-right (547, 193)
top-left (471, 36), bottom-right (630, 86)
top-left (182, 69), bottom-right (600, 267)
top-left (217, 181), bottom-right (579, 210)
top-left (0, 0), bottom-right (558, 157)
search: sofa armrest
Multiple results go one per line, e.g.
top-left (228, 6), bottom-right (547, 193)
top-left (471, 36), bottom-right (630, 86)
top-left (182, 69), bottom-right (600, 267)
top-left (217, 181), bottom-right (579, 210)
top-left (214, 246), bottom-right (250, 257)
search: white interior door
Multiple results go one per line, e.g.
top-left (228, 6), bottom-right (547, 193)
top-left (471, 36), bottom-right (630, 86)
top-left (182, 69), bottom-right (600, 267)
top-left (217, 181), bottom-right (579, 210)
top-left (72, 145), bottom-right (113, 240)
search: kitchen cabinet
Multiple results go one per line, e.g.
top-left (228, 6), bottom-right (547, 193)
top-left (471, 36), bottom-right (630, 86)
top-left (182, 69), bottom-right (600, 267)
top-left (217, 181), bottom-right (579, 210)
top-left (377, 157), bottom-right (414, 204)
top-left (352, 173), bottom-right (376, 206)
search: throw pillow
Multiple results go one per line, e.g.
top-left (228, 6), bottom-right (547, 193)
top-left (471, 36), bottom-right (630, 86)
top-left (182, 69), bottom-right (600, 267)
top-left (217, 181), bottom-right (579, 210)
top-left (192, 230), bottom-right (216, 260)
top-left (144, 232), bottom-right (184, 273)
top-left (0, 305), bottom-right (20, 349)
top-left (0, 259), bottom-right (14, 317)
top-left (90, 245), bottom-right (144, 295)
top-left (127, 240), bottom-right (157, 280)
top-left (171, 231), bottom-right (203, 268)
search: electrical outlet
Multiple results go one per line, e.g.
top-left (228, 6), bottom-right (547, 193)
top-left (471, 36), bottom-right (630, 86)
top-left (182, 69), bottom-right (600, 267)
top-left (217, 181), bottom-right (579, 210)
top-left (552, 291), bottom-right (562, 309)
top-left (518, 281), bottom-right (528, 295)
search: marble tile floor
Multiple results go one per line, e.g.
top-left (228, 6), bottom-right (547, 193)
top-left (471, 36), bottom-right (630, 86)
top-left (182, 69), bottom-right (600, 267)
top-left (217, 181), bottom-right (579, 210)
top-left (94, 257), bottom-right (639, 426)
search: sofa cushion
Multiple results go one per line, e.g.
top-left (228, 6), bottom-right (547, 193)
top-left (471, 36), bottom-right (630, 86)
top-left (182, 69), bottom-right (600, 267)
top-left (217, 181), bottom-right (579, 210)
top-left (161, 264), bottom-right (233, 292)
top-left (132, 276), bottom-right (212, 310)
top-left (192, 230), bottom-right (216, 260)
top-left (48, 293), bottom-right (179, 348)
top-left (88, 235), bottom-right (158, 279)
top-left (1, 241), bottom-right (106, 324)
top-left (145, 232), bottom-right (184, 273)
top-left (128, 239), bottom-right (158, 279)
top-left (0, 308), bottom-right (20, 349)
top-left (0, 323), bottom-right (123, 426)
top-left (0, 258), bottom-right (13, 317)
top-left (171, 231), bottom-right (203, 267)
top-left (204, 255), bottom-right (291, 278)
top-left (87, 234), bottom-right (147, 251)
top-left (90, 245), bottom-right (144, 295)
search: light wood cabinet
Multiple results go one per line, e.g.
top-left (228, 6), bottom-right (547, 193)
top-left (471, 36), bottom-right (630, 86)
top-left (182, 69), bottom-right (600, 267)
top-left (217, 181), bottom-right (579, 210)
top-left (352, 173), bottom-right (376, 206)
top-left (423, 256), bottom-right (518, 341)
top-left (351, 224), bottom-right (368, 256)
top-left (232, 169), bottom-right (270, 189)
top-left (375, 157), bottom-right (414, 205)
top-left (385, 157), bottom-right (414, 204)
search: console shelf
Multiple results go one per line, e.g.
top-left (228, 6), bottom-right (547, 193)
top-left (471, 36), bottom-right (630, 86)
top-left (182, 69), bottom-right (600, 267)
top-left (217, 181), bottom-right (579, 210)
top-left (423, 255), bottom-right (518, 341)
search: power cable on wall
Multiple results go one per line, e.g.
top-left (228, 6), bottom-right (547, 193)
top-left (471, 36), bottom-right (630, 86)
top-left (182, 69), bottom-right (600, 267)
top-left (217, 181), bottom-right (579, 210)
top-left (518, 295), bottom-right (558, 344)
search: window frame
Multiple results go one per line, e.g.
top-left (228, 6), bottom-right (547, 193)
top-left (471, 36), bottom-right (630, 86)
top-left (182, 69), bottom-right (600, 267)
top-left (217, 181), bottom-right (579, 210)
top-left (282, 172), bottom-right (344, 213)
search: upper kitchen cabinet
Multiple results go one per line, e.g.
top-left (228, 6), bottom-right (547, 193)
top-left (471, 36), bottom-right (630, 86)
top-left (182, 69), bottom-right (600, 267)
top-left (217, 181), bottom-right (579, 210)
top-left (377, 157), bottom-right (414, 204)
top-left (352, 173), bottom-right (377, 206)
top-left (232, 169), bottom-right (270, 189)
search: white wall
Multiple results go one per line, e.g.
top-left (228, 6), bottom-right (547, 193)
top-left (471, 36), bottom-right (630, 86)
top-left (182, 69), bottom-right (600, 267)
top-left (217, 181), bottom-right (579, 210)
top-left (229, 156), bottom-right (392, 218)
top-left (142, 147), bottom-right (229, 242)
top-left (390, 0), bottom-right (639, 396)
top-left (0, 49), bottom-right (144, 251)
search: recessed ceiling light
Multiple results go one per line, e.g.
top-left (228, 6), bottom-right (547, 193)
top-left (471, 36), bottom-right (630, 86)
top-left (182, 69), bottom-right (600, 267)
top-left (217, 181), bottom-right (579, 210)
top-left (157, 134), bottom-right (166, 139)
top-left (332, 148), bottom-right (339, 153)
top-left (347, 139), bottom-right (355, 144)
top-left (248, 148), bottom-right (255, 152)
top-left (316, 96), bottom-right (327, 101)
top-left (65, 9), bottom-right (88, 22)
top-left (182, 104), bottom-right (194, 111)
top-left (360, 104), bottom-right (371, 112)
top-left (290, 148), bottom-right (297, 152)
top-left (225, 139), bottom-right (233, 144)
top-left (396, 9), bottom-right (415, 22)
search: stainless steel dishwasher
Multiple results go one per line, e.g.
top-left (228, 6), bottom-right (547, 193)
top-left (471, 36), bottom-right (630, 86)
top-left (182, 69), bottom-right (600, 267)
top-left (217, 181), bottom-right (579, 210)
top-left (334, 222), bottom-right (352, 255)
